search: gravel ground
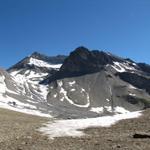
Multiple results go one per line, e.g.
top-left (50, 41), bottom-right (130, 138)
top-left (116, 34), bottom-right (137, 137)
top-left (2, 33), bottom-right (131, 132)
top-left (0, 108), bottom-right (150, 150)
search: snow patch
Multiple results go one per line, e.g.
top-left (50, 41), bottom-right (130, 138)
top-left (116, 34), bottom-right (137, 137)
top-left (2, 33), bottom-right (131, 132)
top-left (90, 107), bottom-right (104, 113)
top-left (114, 106), bottom-right (130, 114)
top-left (58, 80), bottom-right (63, 87)
top-left (10, 70), bottom-right (21, 76)
top-left (0, 76), bottom-right (6, 93)
top-left (129, 93), bottom-right (136, 96)
top-left (122, 62), bottom-right (136, 71)
top-left (58, 80), bottom-right (90, 107)
top-left (53, 94), bottom-right (57, 98)
top-left (111, 62), bottom-right (126, 72)
top-left (106, 99), bottom-right (110, 102)
top-left (39, 111), bottom-right (141, 139)
top-left (12, 74), bottom-right (27, 84)
top-left (28, 57), bottom-right (62, 69)
top-left (129, 84), bottom-right (137, 90)
top-left (60, 97), bottom-right (65, 102)
top-left (132, 63), bottom-right (137, 66)
top-left (90, 106), bottom-right (130, 114)
top-left (6, 89), bottom-right (19, 95)
top-left (10, 69), bottom-right (49, 101)
top-left (81, 88), bottom-right (85, 93)
top-left (27, 71), bottom-right (48, 79)
top-left (38, 84), bottom-right (49, 99)
top-left (111, 61), bottom-right (137, 73)
top-left (0, 95), bottom-right (51, 117)
top-left (70, 89), bottom-right (76, 92)
top-left (68, 81), bottom-right (76, 86)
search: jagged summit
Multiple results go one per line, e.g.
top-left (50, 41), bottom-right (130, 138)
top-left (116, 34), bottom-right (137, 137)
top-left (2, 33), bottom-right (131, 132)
top-left (30, 51), bottom-right (67, 64)
top-left (7, 51), bottom-right (66, 91)
top-left (8, 51), bottom-right (67, 71)
top-left (60, 47), bottom-right (111, 73)
top-left (61, 46), bottom-right (130, 72)
top-left (43, 46), bottom-right (137, 83)
top-left (137, 63), bottom-right (150, 74)
top-left (71, 46), bottom-right (90, 55)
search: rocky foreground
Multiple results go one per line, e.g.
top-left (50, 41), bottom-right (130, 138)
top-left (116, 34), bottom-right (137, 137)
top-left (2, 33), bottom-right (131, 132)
top-left (0, 108), bottom-right (150, 150)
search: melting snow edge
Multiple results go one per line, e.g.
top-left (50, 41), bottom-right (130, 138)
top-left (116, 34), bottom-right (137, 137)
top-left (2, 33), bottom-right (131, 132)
top-left (38, 111), bottom-right (142, 139)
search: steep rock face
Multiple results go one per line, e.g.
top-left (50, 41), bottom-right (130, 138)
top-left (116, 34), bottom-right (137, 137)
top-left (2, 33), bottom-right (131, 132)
top-left (60, 46), bottom-right (135, 74)
top-left (44, 47), bottom-right (135, 83)
top-left (118, 72), bottom-right (150, 94)
top-left (60, 47), bottom-right (110, 73)
top-left (138, 63), bottom-right (150, 74)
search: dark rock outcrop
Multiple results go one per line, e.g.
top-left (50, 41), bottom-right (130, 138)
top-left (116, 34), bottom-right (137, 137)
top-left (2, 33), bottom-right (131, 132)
top-left (43, 46), bottom-right (126, 83)
top-left (138, 63), bottom-right (150, 74)
top-left (60, 46), bottom-right (127, 74)
top-left (133, 133), bottom-right (150, 139)
top-left (118, 72), bottom-right (150, 94)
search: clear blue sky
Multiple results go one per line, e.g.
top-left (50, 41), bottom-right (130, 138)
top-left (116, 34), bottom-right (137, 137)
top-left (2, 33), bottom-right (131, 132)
top-left (0, 0), bottom-right (150, 68)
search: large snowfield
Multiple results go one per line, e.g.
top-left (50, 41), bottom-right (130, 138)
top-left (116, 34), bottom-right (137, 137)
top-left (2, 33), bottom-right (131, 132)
top-left (38, 111), bottom-right (142, 139)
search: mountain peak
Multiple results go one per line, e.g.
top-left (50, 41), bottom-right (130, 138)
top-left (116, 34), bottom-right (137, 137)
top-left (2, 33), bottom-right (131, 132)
top-left (8, 51), bottom-right (67, 72)
top-left (30, 52), bottom-right (67, 64)
top-left (31, 51), bottom-right (41, 56)
top-left (73, 46), bottom-right (90, 53)
top-left (30, 51), bottom-right (48, 60)
top-left (60, 47), bottom-right (118, 72)
top-left (43, 47), bottom-right (125, 83)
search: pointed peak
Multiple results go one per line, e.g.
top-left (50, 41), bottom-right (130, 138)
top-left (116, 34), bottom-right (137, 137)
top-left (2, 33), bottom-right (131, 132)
top-left (69, 46), bottom-right (91, 59)
top-left (31, 51), bottom-right (40, 56)
top-left (74, 46), bottom-right (90, 54)
top-left (30, 51), bottom-right (46, 58)
top-left (71, 47), bottom-right (111, 58)
top-left (74, 46), bottom-right (90, 52)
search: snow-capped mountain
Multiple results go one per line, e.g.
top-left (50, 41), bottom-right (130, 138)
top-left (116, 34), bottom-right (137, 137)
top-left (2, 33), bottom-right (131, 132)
top-left (0, 52), bottom-right (66, 117)
top-left (8, 52), bottom-right (66, 84)
top-left (0, 47), bottom-right (150, 119)
top-left (7, 52), bottom-right (66, 101)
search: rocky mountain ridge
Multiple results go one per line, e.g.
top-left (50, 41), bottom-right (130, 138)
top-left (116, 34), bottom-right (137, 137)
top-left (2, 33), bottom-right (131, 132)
top-left (0, 47), bottom-right (150, 118)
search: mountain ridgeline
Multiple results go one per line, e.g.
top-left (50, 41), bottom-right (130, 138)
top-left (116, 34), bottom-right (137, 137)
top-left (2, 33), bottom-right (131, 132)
top-left (42, 47), bottom-right (139, 83)
top-left (0, 47), bottom-right (150, 119)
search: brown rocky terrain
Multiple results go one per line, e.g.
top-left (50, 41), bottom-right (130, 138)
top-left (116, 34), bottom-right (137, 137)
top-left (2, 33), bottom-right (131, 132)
top-left (0, 108), bottom-right (150, 150)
